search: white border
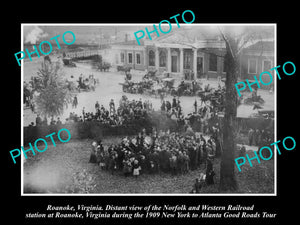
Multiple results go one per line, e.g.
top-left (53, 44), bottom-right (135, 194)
top-left (21, 23), bottom-right (277, 196)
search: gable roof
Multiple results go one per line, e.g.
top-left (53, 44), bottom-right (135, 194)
top-left (244, 41), bottom-right (274, 51)
top-left (152, 26), bottom-right (221, 45)
top-left (112, 39), bottom-right (144, 46)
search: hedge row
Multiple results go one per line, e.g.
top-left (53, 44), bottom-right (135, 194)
top-left (23, 120), bottom-right (152, 146)
top-left (23, 113), bottom-right (274, 146)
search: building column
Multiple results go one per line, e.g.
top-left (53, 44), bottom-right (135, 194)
top-left (155, 47), bottom-right (159, 71)
top-left (193, 48), bottom-right (197, 80)
top-left (179, 48), bottom-right (184, 74)
top-left (167, 48), bottom-right (172, 73)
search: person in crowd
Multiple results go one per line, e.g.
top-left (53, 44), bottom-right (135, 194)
top-left (123, 156), bottom-right (133, 177)
top-left (166, 100), bottom-right (171, 112)
top-left (36, 114), bottom-right (42, 126)
top-left (161, 100), bottom-right (166, 112)
top-left (169, 152), bottom-right (178, 175)
top-left (50, 116), bottom-right (56, 125)
top-left (109, 99), bottom-right (115, 115)
top-left (56, 117), bottom-right (62, 125)
top-left (109, 153), bottom-right (118, 175)
top-left (89, 141), bottom-right (98, 163)
top-left (194, 99), bottom-right (197, 113)
top-left (95, 101), bottom-right (100, 111)
top-left (72, 95), bottom-right (78, 109)
top-left (190, 178), bottom-right (202, 193)
top-left (132, 159), bottom-right (141, 179)
top-left (254, 129), bottom-right (261, 146)
top-left (239, 143), bottom-right (246, 157)
top-left (172, 96), bottom-right (177, 109)
top-left (82, 107), bottom-right (86, 121)
top-left (248, 128), bottom-right (254, 146)
top-left (42, 116), bottom-right (48, 126)
top-left (205, 158), bottom-right (215, 185)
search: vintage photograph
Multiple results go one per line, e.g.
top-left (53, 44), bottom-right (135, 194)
top-left (21, 24), bottom-right (275, 195)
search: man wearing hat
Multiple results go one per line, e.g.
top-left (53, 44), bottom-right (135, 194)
top-left (205, 158), bottom-right (215, 185)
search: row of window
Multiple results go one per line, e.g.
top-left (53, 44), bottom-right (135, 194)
top-left (248, 58), bottom-right (272, 74)
top-left (124, 49), bottom-right (219, 72)
top-left (120, 52), bottom-right (141, 65)
top-left (119, 51), bottom-right (272, 75)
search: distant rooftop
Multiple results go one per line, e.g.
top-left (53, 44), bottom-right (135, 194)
top-left (112, 39), bottom-right (144, 46)
top-left (244, 41), bottom-right (274, 51)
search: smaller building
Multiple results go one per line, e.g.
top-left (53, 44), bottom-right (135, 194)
top-left (240, 41), bottom-right (275, 85)
top-left (110, 40), bottom-right (146, 71)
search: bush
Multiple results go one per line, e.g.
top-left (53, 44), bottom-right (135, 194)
top-left (24, 112), bottom-right (184, 146)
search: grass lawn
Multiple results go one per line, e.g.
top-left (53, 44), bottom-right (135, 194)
top-left (23, 137), bottom-right (274, 194)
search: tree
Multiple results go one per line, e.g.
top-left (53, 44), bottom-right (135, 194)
top-left (219, 32), bottom-right (239, 192)
top-left (34, 61), bottom-right (72, 117)
top-left (218, 26), bottom-right (274, 192)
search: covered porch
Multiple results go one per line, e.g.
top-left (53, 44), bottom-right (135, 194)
top-left (144, 40), bottom-right (226, 80)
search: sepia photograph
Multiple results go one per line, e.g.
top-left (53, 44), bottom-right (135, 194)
top-left (21, 24), bottom-right (276, 195)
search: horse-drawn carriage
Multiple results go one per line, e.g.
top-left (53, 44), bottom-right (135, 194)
top-left (120, 81), bottom-right (141, 94)
top-left (120, 79), bottom-right (155, 95)
top-left (125, 72), bottom-right (132, 81)
top-left (117, 65), bottom-right (132, 73)
top-left (153, 78), bottom-right (174, 97)
top-left (62, 57), bottom-right (76, 67)
top-left (143, 70), bottom-right (157, 80)
top-left (120, 70), bottom-right (162, 96)
top-left (168, 80), bottom-right (202, 97)
top-left (75, 74), bottom-right (97, 92)
top-left (197, 85), bottom-right (225, 111)
top-left (244, 94), bottom-right (265, 105)
top-left (95, 62), bottom-right (111, 72)
top-left (257, 109), bottom-right (274, 119)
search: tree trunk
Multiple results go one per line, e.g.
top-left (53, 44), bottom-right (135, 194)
top-left (219, 40), bottom-right (239, 192)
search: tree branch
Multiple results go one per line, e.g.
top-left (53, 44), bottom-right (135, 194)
top-left (218, 27), bottom-right (236, 59)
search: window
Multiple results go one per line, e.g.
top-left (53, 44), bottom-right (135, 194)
top-left (136, 53), bottom-right (141, 65)
top-left (120, 52), bottom-right (125, 63)
top-left (149, 50), bottom-right (155, 66)
top-left (128, 53), bottom-right (133, 64)
top-left (209, 54), bottom-right (217, 72)
top-left (248, 59), bottom-right (257, 74)
top-left (159, 51), bottom-right (166, 67)
top-left (223, 58), bottom-right (226, 73)
top-left (183, 51), bottom-right (192, 69)
top-left (263, 60), bottom-right (272, 71)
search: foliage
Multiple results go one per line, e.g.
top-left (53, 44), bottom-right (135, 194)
top-left (34, 61), bottom-right (72, 117)
top-left (67, 169), bottom-right (97, 193)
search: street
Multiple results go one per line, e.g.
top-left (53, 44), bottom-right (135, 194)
top-left (23, 57), bottom-right (275, 126)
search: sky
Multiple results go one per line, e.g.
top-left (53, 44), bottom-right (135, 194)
top-left (23, 24), bottom-right (275, 45)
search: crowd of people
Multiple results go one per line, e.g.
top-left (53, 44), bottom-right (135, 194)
top-left (248, 128), bottom-right (272, 147)
top-left (69, 96), bottom-right (153, 126)
top-left (32, 96), bottom-right (153, 127)
top-left (160, 95), bottom-right (221, 136)
top-left (89, 127), bottom-right (219, 186)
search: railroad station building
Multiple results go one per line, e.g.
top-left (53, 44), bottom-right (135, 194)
top-left (64, 29), bottom-right (274, 83)
top-left (109, 31), bottom-right (227, 80)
